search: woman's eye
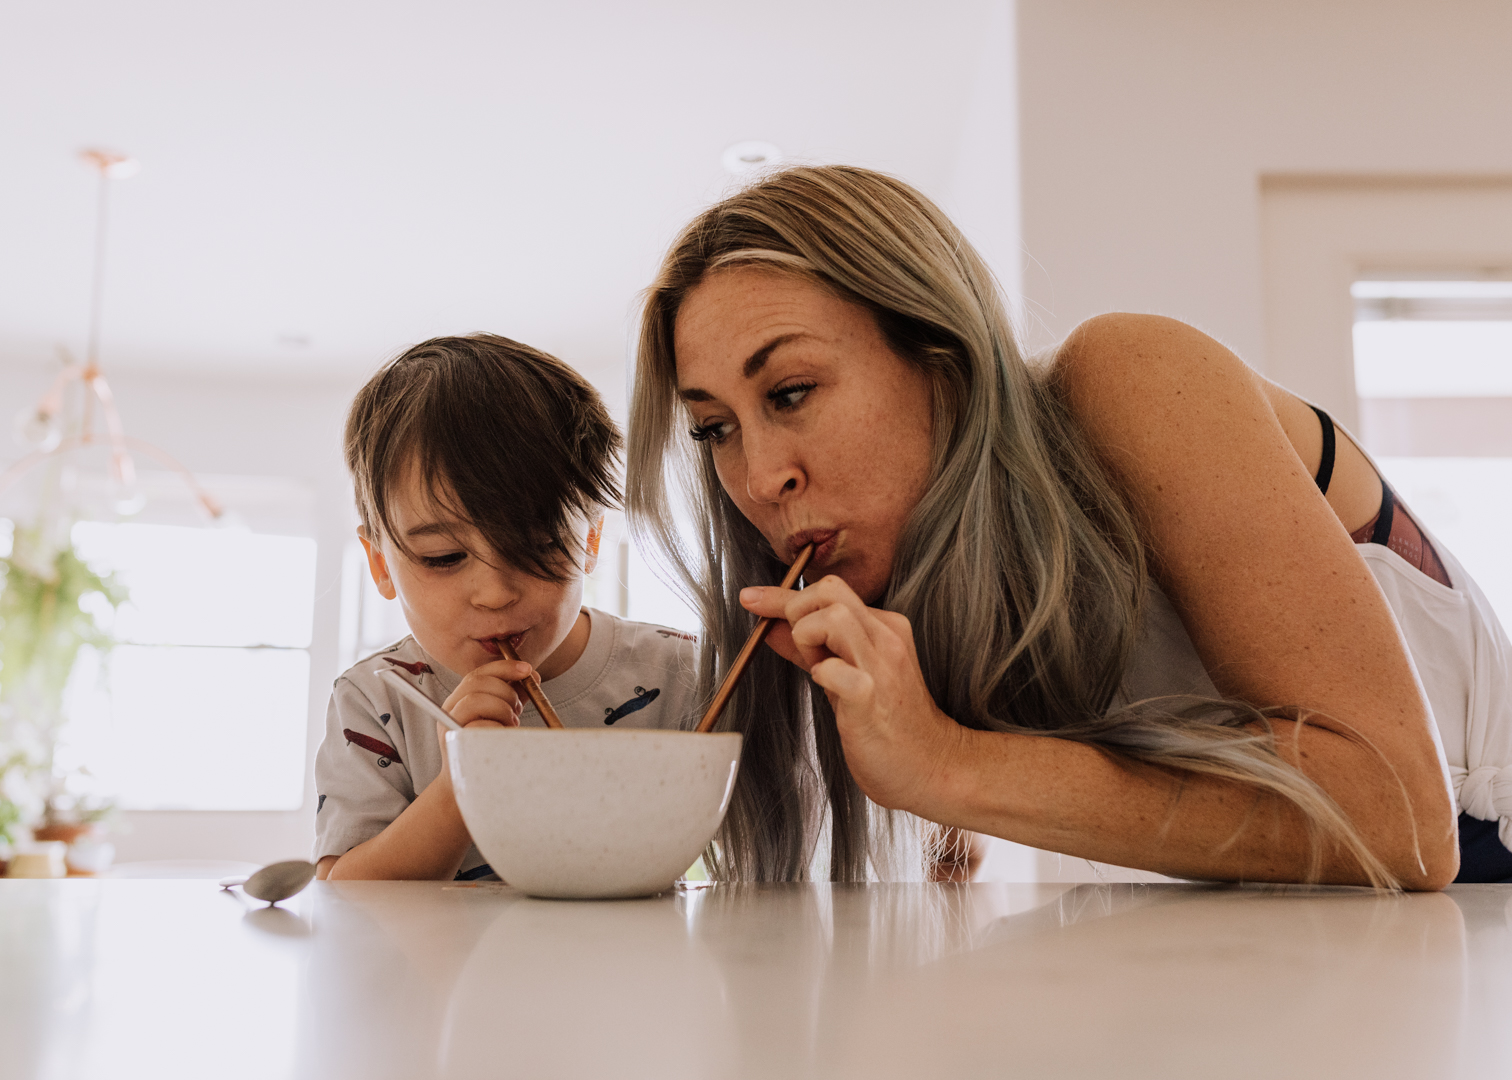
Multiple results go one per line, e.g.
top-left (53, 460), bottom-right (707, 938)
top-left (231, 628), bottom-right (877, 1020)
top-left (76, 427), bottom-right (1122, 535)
top-left (768, 381), bottom-right (816, 411)
top-left (690, 420), bottom-right (735, 444)
top-left (419, 551), bottom-right (466, 569)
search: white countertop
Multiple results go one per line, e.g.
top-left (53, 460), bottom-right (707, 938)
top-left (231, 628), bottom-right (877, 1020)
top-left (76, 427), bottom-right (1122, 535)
top-left (4, 878), bottom-right (1510, 1079)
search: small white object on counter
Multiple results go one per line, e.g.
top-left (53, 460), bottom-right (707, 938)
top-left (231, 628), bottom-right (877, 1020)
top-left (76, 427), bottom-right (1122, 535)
top-left (5, 841), bottom-right (68, 878)
top-left (447, 727), bottom-right (741, 898)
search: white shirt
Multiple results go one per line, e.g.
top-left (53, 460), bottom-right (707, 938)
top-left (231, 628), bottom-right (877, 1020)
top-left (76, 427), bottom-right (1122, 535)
top-left (1118, 527), bottom-right (1512, 850)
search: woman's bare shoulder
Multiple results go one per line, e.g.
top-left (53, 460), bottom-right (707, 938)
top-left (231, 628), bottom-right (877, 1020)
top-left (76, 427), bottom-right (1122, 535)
top-left (1050, 314), bottom-right (1253, 416)
top-left (1045, 313), bottom-right (1272, 479)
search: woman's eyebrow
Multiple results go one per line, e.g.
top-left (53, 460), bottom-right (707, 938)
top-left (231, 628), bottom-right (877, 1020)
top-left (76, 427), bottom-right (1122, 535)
top-left (741, 333), bottom-right (805, 377)
top-left (677, 332), bottom-right (810, 401)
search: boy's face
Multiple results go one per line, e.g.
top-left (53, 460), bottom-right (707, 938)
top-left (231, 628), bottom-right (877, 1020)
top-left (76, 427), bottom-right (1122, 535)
top-left (359, 465), bottom-right (594, 677)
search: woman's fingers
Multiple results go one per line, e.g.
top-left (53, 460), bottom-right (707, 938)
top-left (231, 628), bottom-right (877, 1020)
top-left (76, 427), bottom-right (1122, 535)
top-left (742, 575), bottom-right (872, 627)
top-left (739, 584), bottom-right (799, 619)
top-left (810, 655), bottom-right (875, 703)
top-left (790, 599), bottom-right (879, 672)
top-left (745, 570), bottom-right (952, 814)
top-left (761, 621), bottom-right (809, 670)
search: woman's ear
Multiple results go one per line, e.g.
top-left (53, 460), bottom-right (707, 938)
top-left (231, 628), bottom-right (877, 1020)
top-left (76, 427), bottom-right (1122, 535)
top-left (357, 526), bottom-right (398, 600)
top-left (583, 515), bottom-right (605, 576)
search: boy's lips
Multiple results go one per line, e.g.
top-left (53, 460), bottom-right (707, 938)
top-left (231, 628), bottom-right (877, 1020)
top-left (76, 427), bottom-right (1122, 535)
top-left (479, 633), bottom-right (526, 656)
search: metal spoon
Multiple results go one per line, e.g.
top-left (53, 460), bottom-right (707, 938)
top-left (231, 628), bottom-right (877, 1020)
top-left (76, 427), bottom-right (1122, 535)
top-left (239, 860), bottom-right (317, 906)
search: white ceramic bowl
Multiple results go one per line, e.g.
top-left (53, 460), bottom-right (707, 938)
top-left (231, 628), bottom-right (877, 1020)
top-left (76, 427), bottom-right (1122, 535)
top-left (447, 728), bottom-right (742, 899)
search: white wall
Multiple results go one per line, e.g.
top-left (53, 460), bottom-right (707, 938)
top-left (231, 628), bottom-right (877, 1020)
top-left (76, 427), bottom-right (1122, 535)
top-left (1017, 0), bottom-right (1512, 365)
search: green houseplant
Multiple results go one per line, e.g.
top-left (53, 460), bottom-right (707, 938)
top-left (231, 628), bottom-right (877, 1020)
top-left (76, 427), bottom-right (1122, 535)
top-left (0, 523), bottom-right (125, 845)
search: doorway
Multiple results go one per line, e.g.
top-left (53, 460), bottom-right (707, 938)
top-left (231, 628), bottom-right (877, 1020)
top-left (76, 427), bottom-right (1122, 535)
top-left (1261, 177), bottom-right (1512, 630)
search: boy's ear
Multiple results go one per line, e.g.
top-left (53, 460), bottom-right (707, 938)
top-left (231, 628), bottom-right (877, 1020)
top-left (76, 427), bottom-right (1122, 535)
top-left (583, 514), bottom-right (605, 576)
top-left (357, 527), bottom-right (398, 601)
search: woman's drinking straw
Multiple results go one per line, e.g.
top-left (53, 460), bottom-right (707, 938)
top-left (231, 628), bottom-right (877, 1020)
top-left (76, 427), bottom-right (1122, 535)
top-left (496, 639), bottom-right (567, 729)
top-left (695, 543), bottom-right (815, 734)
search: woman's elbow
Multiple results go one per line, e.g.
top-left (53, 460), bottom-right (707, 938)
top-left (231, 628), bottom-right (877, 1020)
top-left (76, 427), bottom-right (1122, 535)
top-left (1396, 830), bottom-right (1459, 892)
top-left (1383, 795), bottom-right (1460, 891)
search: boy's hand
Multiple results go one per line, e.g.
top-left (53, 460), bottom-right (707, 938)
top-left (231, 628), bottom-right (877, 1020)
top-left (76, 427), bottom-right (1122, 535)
top-left (441, 659), bottom-right (533, 728)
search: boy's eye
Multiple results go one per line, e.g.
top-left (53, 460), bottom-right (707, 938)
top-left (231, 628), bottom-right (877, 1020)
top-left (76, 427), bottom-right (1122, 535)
top-left (689, 419), bottom-right (735, 445)
top-left (419, 551), bottom-right (466, 569)
top-left (767, 381), bottom-right (816, 411)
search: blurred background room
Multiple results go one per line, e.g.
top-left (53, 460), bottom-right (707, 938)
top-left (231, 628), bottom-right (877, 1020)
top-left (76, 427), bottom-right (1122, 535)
top-left (1, 0), bottom-right (1509, 883)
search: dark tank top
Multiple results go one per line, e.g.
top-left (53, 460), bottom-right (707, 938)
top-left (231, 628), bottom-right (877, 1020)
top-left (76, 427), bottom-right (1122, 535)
top-left (1309, 404), bottom-right (1450, 588)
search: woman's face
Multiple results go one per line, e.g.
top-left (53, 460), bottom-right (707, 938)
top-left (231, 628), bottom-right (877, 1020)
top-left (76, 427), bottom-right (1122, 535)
top-left (674, 267), bottom-right (935, 603)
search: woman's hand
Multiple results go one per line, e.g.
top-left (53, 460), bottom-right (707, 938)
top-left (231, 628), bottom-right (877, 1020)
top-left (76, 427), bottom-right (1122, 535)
top-left (741, 575), bottom-right (967, 816)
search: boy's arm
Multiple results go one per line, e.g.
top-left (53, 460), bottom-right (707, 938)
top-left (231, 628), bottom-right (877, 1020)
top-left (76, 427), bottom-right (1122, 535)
top-left (315, 661), bottom-right (526, 881)
top-left (314, 676), bottom-right (473, 882)
top-left (320, 736), bottom-right (474, 880)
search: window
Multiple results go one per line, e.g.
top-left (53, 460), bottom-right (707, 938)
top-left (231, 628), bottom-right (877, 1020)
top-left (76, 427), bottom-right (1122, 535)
top-left (1352, 278), bottom-right (1512, 628)
top-left (52, 475), bottom-right (318, 812)
top-left (1352, 280), bottom-right (1512, 397)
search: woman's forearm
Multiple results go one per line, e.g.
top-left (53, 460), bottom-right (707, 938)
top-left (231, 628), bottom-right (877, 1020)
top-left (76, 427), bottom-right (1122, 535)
top-left (920, 720), bottom-right (1457, 889)
top-left (323, 773), bottom-right (475, 881)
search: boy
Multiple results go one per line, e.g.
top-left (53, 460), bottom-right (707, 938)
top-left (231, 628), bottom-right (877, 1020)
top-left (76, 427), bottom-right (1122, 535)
top-left (314, 334), bottom-right (698, 881)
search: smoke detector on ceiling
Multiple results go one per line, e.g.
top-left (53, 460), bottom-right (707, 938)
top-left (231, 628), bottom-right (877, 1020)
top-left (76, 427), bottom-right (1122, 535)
top-left (721, 141), bottom-right (783, 177)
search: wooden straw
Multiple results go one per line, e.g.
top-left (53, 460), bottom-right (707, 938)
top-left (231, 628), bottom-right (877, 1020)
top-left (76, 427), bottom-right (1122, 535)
top-left (496, 640), bottom-right (567, 729)
top-left (695, 543), bottom-right (815, 734)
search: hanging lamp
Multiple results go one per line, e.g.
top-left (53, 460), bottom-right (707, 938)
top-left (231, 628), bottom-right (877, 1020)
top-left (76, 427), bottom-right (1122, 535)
top-left (0, 149), bottom-right (223, 522)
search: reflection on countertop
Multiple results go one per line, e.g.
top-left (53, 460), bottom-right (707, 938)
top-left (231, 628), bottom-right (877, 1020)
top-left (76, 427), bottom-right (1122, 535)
top-left (2, 878), bottom-right (1509, 1079)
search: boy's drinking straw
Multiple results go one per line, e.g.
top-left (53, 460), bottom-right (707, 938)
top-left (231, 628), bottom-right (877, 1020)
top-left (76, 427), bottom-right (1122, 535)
top-left (378, 668), bottom-right (465, 731)
top-left (495, 640), bottom-right (567, 729)
top-left (695, 543), bottom-right (815, 734)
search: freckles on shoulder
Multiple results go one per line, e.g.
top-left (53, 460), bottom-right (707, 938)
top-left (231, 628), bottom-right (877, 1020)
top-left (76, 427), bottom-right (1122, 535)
top-left (1049, 313), bottom-right (1256, 440)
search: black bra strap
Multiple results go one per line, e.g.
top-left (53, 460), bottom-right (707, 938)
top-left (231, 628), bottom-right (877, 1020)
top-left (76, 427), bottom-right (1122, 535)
top-left (1372, 480), bottom-right (1395, 546)
top-left (1309, 404), bottom-right (1336, 495)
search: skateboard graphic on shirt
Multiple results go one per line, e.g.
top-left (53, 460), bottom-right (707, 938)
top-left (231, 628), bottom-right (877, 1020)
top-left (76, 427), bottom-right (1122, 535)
top-left (344, 728), bottom-right (401, 767)
top-left (382, 657), bottom-right (434, 677)
top-left (604, 687), bottom-right (660, 725)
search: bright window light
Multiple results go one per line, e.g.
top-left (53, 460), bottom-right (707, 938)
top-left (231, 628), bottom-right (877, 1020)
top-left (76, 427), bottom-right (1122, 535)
top-left (1376, 458), bottom-right (1512, 632)
top-left (1353, 321), bottom-right (1512, 397)
top-left (62, 645), bottom-right (310, 811)
top-left (59, 521), bottom-right (317, 812)
top-left (72, 522), bottom-right (316, 647)
top-left (1352, 280), bottom-right (1512, 300)
top-left (1353, 279), bottom-right (1512, 398)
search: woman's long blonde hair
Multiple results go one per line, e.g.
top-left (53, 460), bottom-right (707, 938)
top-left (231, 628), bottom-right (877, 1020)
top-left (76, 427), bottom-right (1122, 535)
top-left (628, 165), bottom-right (1393, 886)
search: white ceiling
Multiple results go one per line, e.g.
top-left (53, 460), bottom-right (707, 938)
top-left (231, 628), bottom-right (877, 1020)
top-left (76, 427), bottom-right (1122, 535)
top-left (0, 0), bottom-right (1013, 403)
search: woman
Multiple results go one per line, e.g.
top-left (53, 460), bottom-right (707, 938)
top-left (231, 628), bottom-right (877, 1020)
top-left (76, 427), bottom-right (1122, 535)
top-left (627, 165), bottom-right (1512, 888)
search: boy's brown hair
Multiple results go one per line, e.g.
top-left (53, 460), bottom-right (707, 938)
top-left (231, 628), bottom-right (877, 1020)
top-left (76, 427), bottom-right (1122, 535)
top-left (345, 333), bottom-right (622, 581)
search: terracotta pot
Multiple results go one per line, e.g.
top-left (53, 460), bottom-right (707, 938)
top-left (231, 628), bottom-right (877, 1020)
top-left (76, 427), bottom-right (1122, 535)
top-left (33, 823), bottom-right (91, 845)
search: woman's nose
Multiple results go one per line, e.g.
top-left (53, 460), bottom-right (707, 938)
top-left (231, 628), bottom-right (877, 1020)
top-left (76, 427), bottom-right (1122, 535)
top-left (743, 431), bottom-right (805, 504)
